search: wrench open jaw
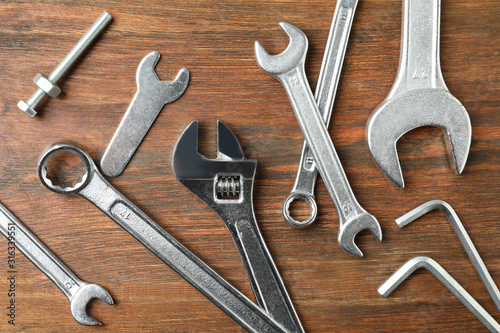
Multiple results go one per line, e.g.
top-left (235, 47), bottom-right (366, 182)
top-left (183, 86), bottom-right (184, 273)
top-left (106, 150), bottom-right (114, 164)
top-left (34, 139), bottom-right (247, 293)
top-left (70, 284), bottom-right (114, 326)
top-left (173, 121), bottom-right (304, 333)
top-left (255, 22), bottom-right (381, 257)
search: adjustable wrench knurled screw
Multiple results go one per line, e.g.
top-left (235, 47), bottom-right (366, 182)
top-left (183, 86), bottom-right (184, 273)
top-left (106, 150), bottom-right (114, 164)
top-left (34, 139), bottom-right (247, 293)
top-left (18, 12), bottom-right (112, 117)
top-left (255, 22), bottom-right (382, 257)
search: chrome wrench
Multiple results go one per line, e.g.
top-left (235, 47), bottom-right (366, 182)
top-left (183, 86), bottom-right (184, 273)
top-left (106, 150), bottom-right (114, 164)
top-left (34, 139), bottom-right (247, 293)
top-left (38, 143), bottom-right (287, 333)
top-left (101, 51), bottom-right (189, 177)
top-left (255, 22), bottom-right (382, 257)
top-left (283, 0), bottom-right (359, 228)
top-left (0, 202), bottom-right (113, 326)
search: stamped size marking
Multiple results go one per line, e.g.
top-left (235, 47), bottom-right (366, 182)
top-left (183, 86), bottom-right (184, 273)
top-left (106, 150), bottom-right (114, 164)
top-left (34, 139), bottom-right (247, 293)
top-left (413, 68), bottom-right (429, 79)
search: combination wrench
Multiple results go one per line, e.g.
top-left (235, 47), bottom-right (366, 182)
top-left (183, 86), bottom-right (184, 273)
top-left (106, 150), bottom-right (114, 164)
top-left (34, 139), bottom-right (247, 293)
top-left (255, 22), bottom-right (382, 257)
top-left (38, 143), bottom-right (288, 333)
top-left (0, 202), bottom-right (113, 326)
top-left (283, 0), bottom-right (359, 228)
top-left (101, 51), bottom-right (189, 177)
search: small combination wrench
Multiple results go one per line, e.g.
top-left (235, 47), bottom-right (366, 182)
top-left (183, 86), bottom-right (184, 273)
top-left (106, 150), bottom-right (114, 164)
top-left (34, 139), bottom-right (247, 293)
top-left (366, 0), bottom-right (471, 188)
top-left (283, 0), bottom-right (359, 228)
top-left (38, 143), bottom-right (288, 333)
top-left (0, 202), bottom-right (113, 326)
top-left (101, 51), bottom-right (189, 177)
top-left (255, 22), bottom-right (381, 257)
top-left (173, 121), bottom-right (304, 333)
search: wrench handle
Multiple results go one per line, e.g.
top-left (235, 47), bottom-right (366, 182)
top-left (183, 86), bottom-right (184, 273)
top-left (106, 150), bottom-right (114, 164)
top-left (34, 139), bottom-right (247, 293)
top-left (0, 202), bottom-right (84, 301)
top-left (279, 68), bottom-right (364, 227)
top-left (79, 173), bottom-right (286, 333)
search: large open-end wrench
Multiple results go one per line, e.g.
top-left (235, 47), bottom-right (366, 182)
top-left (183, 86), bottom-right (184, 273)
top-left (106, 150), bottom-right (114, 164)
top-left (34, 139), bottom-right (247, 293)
top-left (0, 202), bottom-right (113, 326)
top-left (365, 0), bottom-right (471, 188)
top-left (173, 121), bottom-right (304, 333)
top-left (101, 51), bottom-right (189, 177)
top-left (255, 22), bottom-right (382, 257)
top-left (38, 143), bottom-right (288, 333)
top-left (283, 0), bottom-right (359, 228)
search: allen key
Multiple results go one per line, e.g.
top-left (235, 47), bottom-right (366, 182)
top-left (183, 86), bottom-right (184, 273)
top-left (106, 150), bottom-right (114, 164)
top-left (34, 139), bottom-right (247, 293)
top-left (396, 200), bottom-right (500, 312)
top-left (378, 256), bottom-right (500, 333)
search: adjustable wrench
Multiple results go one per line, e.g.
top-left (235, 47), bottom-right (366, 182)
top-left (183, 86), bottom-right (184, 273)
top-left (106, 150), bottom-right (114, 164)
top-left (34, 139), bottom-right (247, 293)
top-left (255, 22), bottom-right (382, 257)
top-left (173, 121), bottom-right (304, 333)
top-left (38, 143), bottom-right (287, 333)
top-left (366, 0), bottom-right (471, 188)
top-left (101, 51), bottom-right (189, 177)
top-left (0, 202), bottom-right (113, 326)
top-left (283, 0), bottom-right (358, 228)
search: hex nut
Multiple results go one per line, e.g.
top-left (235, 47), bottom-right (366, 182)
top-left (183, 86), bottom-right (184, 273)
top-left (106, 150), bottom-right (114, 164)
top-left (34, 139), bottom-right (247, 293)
top-left (17, 100), bottom-right (37, 117)
top-left (33, 73), bottom-right (61, 98)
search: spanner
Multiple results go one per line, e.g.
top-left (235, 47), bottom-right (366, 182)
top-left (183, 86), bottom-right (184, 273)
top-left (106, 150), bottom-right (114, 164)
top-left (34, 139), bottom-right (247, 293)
top-left (38, 143), bottom-right (288, 333)
top-left (255, 22), bottom-right (382, 257)
top-left (283, 0), bottom-right (359, 228)
top-left (101, 51), bottom-right (189, 177)
top-left (0, 202), bottom-right (113, 326)
top-left (173, 121), bottom-right (304, 333)
top-left (366, 0), bottom-right (471, 188)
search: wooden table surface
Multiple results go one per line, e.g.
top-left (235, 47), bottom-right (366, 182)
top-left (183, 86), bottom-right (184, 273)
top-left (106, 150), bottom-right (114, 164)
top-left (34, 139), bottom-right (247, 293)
top-left (0, 0), bottom-right (498, 332)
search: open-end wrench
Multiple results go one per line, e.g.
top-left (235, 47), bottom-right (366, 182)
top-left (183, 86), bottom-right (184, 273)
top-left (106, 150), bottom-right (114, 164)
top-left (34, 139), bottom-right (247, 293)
top-left (38, 143), bottom-right (288, 333)
top-left (366, 0), bottom-right (471, 188)
top-left (396, 200), bottom-right (500, 312)
top-left (283, 0), bottom-right (359, 228)
top-left (255, 22), bottom-right (382, 257)
top-left (173, 121), bottom-right (304, 333)
top-left (0, 202), bottom-right (113, 326)
top-left (378, 256), bottom-right (500, 332)
top-left (101, 51), bottom-right (189, 177)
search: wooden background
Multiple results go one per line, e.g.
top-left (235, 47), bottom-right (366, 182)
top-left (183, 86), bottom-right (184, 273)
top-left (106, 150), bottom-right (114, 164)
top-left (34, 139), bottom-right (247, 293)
top-left (0, 0), bottom-right (498, 331)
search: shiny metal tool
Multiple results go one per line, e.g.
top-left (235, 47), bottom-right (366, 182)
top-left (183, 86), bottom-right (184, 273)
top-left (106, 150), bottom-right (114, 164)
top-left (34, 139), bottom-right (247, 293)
top-left (38, 143), bottom-right (288, 333)
top-left (283, 0), bottom-right (359, 228)
top-left (18, 12), bottom-right (112, 117)
top-left (366, 0), bottom-right (471, 188)
top-left (0, 202), bottom-right (113, 326)
top-left (378, 256), bottom-right (500, 333)
top-left (101, 51), bottom-right (189, 177)
top-left (173, 121), bottom-right (304, 333)
top-left (255, 22), bottom-right (381, 257)
top-left (396, 200), bottom-right (500, 312)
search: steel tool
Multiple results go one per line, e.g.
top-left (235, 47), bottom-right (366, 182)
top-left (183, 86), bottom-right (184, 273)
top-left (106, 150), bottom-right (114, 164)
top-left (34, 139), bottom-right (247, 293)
top-left (283, 0), bottom-right (358, 228)
top-left (0, 202), bottom-right (113, 326)
top-left (378, 256), bottom-right (500, 332)
top-left (255, 22), bottom-right (381, 257)
top-left (18, 12), bottom-right (112, 117)
top-left (38, 143), bottom-right (288, 333)
top-left (396, 200), bottom-right (500, 312)
top-left (173, 121), bottom-right (304, 333)
top-left (365, 0), bottom-right (472, 188)
top-left (101, 51), bottom-right (189, 177)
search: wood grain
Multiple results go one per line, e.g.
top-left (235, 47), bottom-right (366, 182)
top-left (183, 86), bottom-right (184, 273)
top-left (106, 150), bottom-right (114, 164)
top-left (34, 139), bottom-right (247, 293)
top-left (0, 0), bottom-right (498, 331)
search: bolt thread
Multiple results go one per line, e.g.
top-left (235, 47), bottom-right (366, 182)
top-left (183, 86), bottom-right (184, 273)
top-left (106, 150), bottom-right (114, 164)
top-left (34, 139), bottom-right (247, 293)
top-left (48, 11), bottom-right (112, 83)
top-left (26, 88), bottom-right (45, 108)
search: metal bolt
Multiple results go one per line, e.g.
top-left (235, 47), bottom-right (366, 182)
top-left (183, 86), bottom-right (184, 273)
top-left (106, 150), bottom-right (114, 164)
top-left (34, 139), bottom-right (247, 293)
top-left (18, 11), bottom-right (112, 117)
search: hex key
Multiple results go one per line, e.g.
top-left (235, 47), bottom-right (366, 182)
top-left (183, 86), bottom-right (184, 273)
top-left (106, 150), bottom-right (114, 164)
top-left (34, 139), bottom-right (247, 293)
top-left (396, 200), bottom-right (500, 312)
top-left (378, 256), bottom-right (500, 332)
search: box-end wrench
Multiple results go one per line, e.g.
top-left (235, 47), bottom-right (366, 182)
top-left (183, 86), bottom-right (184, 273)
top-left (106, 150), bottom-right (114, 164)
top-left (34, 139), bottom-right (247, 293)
top-left (101, 51), bottom-right (189, 177)
top-left (38, 143), bottom-right (287, 333)
top-left (255, 22), bottom-right (382, 257)
top-left (378, 256), bottom-right (500, 332)
top-left (0, 202), bottom-right (113, 326)
top-left (283, 0), bottom-right (359, 228)
top-left (366, 0), bottom-right (471, 188)
top-left (173, 121), bottom-right (304, 333)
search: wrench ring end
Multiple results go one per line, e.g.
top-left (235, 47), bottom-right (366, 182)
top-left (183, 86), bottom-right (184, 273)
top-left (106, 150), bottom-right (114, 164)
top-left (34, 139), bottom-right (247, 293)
top-left (283, 192), bottom-right (317, 228)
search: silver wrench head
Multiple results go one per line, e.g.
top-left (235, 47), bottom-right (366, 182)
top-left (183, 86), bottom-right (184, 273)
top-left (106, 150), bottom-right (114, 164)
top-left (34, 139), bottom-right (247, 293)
top-left (254, 22), bottom-right (308, 76)
top-left (338, 211), bottom-right (382, 257)
top-left (366, 89), bottom-right (472, 188)
top-left (136, 51), bottom-right (190, 104)
top-left (38, 144), bottom-right (94, 194)
top-left (70, 283), bottom-right (114, 326)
